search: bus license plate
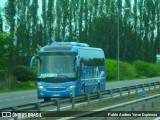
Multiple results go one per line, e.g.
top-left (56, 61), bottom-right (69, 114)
top-left (53, 94), bottom-right (59, 96)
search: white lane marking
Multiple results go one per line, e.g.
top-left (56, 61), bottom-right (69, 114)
top-left (0, 95), bottom-right (36, 101)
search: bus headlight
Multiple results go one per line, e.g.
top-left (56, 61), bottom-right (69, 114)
top-left (67, 85), bottom-right (75, 90)
top-left (37, 85), bottom-right (46, 90)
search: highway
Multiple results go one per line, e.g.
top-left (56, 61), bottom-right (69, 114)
top-left (0, 77), bottom-right (160, 109)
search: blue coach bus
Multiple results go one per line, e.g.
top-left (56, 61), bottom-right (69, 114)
top-left (30, 42), bottom-right (106, 101)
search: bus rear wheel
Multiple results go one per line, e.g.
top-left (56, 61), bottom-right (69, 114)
top-left (44, 98), bottom-right (51, 101)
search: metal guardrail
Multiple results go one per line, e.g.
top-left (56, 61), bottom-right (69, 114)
top-left (0, 81), bottom-right (160, 119)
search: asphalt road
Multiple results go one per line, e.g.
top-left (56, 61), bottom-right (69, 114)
top-left (0, 77), bottom-right (160, 109)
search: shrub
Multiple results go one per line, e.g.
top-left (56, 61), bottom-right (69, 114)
top-left (0, 69), bottom-right (17, 90)
top-left (0, 69), bottom-right (10, 77)
top-left (148, 64), bottom-right (160, 77)
top-left (106, 59), bottom-right (137, 81)
top-left (105, 59), bottom-right (118, 80)
top-left (119, 61), bottom-right (137, 80)
top-left (133, 60), bottom-right (160, 78)
top-left (12, 65), bottom-right (36, 82)
top-left (9, 81), bottom-right (36, 91)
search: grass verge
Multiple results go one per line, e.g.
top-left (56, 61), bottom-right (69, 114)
top-left (0, 81), bottom-right (36, 93)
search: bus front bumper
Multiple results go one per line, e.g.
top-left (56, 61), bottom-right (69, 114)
top-left (37, 89), bottom-right (75, 98)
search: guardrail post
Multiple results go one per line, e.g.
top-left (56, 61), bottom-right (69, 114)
top-left (72, 89), bottom-right (75, 97)
top-left (98, 91), bottom-right (102, 101)
top-left (72, 97), bottom-right (75, 111)
top-left (128, 87), bottom-right (130, 98)
top-left (142, 84), bottom-right (144, 90)
top-left (148, 83), bottom-right (150, 91)
top-left (135, 85), bottom-right (138, 95)
top-left (87, 94), bottom-right (90, 105)
top-left (151, 101), bottom-right (154, 109)
top-left (36, 103), bottom-right (40, 112)
top-left (72, 89), bottom-right (76, 110)
top-left (56, 99), bottom-right (60, 111)
top-left (119, 88), bottom-right (122, 99)
top-left (110, 90), bottom-right (113, 101)
top-left (12, 107), bottom-right (18, 120)
top-left (142, 103), bottom-right (145, 111)
top-left (154, 82), bottom-right (156, 90)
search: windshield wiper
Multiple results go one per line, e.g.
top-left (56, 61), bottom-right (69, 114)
top-left (58, 75), bottom-right (69, 79)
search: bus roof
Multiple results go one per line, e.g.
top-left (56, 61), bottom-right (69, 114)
top-left (39, 42), bottom-right (103, 53)
top-left (50, 42), bottom-right (89, 47)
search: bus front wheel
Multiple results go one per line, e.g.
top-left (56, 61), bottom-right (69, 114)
top-left (44, 98), bottom-right (51, 101)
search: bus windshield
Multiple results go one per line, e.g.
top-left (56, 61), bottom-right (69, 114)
top-left (38, 53), bottom-right (76, 81)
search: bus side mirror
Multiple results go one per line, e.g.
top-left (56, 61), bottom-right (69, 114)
top-left (30, 56), bottom-right (40, 69)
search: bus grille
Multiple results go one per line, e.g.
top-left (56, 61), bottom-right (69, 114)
top-left (46, 87), bottom-right (66, 91)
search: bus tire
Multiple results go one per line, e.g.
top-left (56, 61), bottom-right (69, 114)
top-left (44, 98), bottom-right (51, 101)
top-left (81, 85), bottom-right (85, 94)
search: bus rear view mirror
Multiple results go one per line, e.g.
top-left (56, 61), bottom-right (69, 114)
top-left (30, 56), bottom-right (41, 69)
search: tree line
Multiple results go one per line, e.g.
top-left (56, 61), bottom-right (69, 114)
top-left (0, 0), bottom-right (160, 66)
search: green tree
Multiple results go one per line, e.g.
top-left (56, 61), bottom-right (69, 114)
top-left (37, 23), bottom-right (43, 46)
top-left (47, 0), bottom-right (54, 43)
top-left (42, 0), bottom-right (47, 45)
top-left (83, 0), bottom-right (88, 42)
top-left (88, 0), bottom-right (94, 44)
top-left (99, 0), bottom-right (105, 16)
top-left (56, 0), bottom-right (62, 41)
top-left (0, 8), bottom-right (3, 32)
top-left (72, 0), bottom-right (79, 41)
top-left (105, 0), bottom-right (112, 15)
top-left (155, 0), bottom-right (160, 56)
top-left (149, 0), bottom-right (156, 62)
top-left (30, 0), bottom-right (39, 54)
top-left (62, 0), bottom-right (69, 41)
top-left (68, 0), bottom-right (73, 41)
top-left (4, 0), bottom-right (16, 33)
top-left (93, 0), bottom-right (99, 17)
top-left (133, 0), bottom-right (143, 61)
top-left (0, 32), bottom-right (13, 68)
top-left (2, 0), bottom-right (160, 65)
top-left (122, 0), bottom-right (133, 62)
top-left (138, 0), bottom-right (144, 61)
top-left (16, 0), bottom-right (28, 64)
top-left (25, 0), bottom-right (31, 56)
top-left (79, 0), bottom-right (84, 42)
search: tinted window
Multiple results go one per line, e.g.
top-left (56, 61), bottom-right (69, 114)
top-left (78, 49), bottom-right (105, 66)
